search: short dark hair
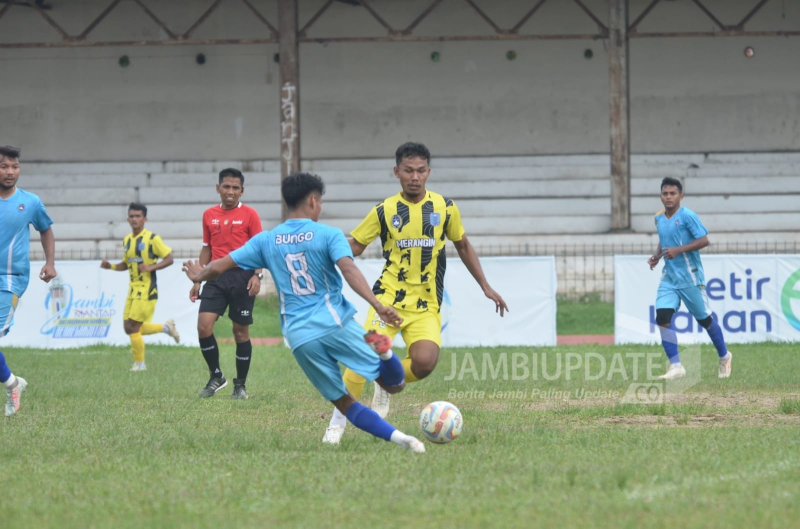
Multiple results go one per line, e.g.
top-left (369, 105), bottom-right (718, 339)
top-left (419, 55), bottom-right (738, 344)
top-left (395, 142), bottom-right (430, 167)
top-left (661, 177), bottom-right (683, 194)
top-left (128, 202), bottom-right (148, 217)
top-left (219, 168), bottom-right (244, 185)
top-left (0, 145), bottom-right (21, 160)
top-left (282, 172), bottom-right (325, 210)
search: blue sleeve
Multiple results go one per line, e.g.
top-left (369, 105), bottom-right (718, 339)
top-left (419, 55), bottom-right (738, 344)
top-left (328, 228), bottom-right (353, 264)
top-left (685, 211), bottom-right (708, 240)
top-left (230, 232), bottom-right (269, 271)
top-left (31, 197), bottom-right (54, 232)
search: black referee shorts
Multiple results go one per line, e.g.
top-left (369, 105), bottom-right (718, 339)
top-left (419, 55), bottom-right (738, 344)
top-left (199, 268), bottom-right (256, 325)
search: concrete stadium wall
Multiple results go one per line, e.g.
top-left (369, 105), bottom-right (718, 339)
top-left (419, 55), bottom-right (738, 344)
top-left (1, 0), bottom-right (800, 161)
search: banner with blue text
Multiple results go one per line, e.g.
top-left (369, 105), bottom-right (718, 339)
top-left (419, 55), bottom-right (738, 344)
top-left (5, 261), bottom-right (199, 348)
top-left (615, 255), bottom-right (800, 344)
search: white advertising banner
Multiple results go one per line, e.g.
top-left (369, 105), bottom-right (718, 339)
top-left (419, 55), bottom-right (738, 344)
top-left (615, 255), bottom-right (800, 344)
top-left (5, 261), bottom-right (200, 348)
top-left (341, 257), bottom-right (557, 347)
top-left (7, 257), bottom-right (557, 349)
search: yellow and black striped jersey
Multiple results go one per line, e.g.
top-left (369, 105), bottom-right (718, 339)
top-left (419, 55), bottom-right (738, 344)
top-left (351, 190), bottom-right (465, 313)
top-left (122, 229), bottom-right (172, 300)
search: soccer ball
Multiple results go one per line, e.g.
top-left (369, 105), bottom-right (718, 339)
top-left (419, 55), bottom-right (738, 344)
top-left (419, 401), bottom-right (463, 444)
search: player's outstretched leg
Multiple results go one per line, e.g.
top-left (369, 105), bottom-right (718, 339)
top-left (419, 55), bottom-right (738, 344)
top-left (335, 399), bottom-right (424, 454)
top-left (655, 309), bottom-right (686, 380)
top-left (323, 331), bottom-right (406, 445)
top-left (696, 316), bottom-right (732, 378)
top-left (232, 337), bottom-right (252, 400)
top-left (197, 325), bottom-right (226, 397)
top-left (2, 351), bottom-right (27, 417)
top-left (129, 332), bottom-right (147, 372)
top-left (365, 330), bottom-right (398, 419)
top-left (141, 320), bottom-right (181, 344)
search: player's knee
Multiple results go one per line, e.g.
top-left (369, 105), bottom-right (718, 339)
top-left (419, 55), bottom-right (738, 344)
top-left (411, 359), bottom-right (437, 380)
top-left (197, 322), bottom-right (213, 338)
top-left (383, 381), bottom-right (405, 395)
top-left (656, 309), bottom-right (675, 327)
top-left (232, 325), bottom-right (249, 342)
top-left (696, 315), bottom-right (714, 329)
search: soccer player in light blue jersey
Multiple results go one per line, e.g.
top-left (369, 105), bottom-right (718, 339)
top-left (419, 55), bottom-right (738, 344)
top-left (648, 177), bottom-right (732, 380)
top-left (182, 172), bottom-right (426, 453)
top-left (0, 145), bottom-right (58, 416)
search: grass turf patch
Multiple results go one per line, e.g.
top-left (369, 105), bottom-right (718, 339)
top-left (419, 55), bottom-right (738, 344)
top-left (2, 342), bottom-right (799, 527)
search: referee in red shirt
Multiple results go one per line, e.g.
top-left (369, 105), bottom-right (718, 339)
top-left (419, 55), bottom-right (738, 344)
top-left (190, 168), bottom-right (263, 399)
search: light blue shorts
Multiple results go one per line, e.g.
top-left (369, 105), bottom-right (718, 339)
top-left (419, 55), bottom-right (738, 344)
top-left (656, 283), bottom-right (711, 320)
top-left (291, 319), bottom-right (380, 402)
top-left (0, 291), bottom-right (20, 338)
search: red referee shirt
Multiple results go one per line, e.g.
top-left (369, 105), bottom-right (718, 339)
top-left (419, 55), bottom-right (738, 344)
top-left (202, 203), bottom-right (263, 261)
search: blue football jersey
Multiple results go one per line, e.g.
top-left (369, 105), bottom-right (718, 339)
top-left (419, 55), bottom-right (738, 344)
top-left (230, 218), bottom-right (357, 349)
top-left (0, 189), bottom-right (54, 296)
top-left (655, 206), bottom-right (708, 289)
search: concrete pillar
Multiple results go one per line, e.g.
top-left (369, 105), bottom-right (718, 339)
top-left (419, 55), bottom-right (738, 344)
top-left (278, 0), bottom-right (300, 221)
top-left (608, 0), bottom-right (631, 231)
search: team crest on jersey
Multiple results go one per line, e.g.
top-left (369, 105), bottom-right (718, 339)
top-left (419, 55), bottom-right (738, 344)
top-left (430, 212), bottom-right (441, 226)
top-left (675, 219), bottom-right (680, 226)
top-left (17, 204), bottom-right (25, 212)
top-left (224, 219), bottom-right (229, 225)
top-left (137, 241), bottom-right (145, 251)
top-left (391, 214), bottom-right (402, 229)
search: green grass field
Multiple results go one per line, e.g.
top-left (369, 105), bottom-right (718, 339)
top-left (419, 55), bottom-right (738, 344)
top-left (2, 340), bottom-right (799, 528)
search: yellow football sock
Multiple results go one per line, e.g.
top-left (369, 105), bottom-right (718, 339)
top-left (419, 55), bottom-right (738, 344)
top-left (140, 323), bottom-right (163, 335)
top-left (343, 368), bottom-right (367, 399)
top-left (130, 333), bottom-right (145, 363)
top-left (402, 358), bottom-right (421, 383)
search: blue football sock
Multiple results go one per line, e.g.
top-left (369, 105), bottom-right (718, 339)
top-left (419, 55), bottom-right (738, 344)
top-left (0, 350), bottom-right (11, 384)
top-left (345, 402), bottom-right (396, 442)
top-left (705, 318), bottom-right (729, 358)
top-left (378, 353), bottom-right (404, 388)
top-left (659, 325), bottom-right (681, 364)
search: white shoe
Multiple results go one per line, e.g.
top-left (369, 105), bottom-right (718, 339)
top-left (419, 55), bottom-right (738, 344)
top-left (401, 436), bottom-right (426, 454)
top-left (658, 364), bottom-right (686, 380)
top-left (5, 377), bottom-right (27, 417)
top-left (719, 352), bottom-right (732, 379)
top-left (164, 319), bottom-right (180, 343)
top-left (322, 425), bottom-right (345, 445)
top-left (371, 382), bottom-right (390, 419)
top-left (130, 362), bottom-right (147, 372)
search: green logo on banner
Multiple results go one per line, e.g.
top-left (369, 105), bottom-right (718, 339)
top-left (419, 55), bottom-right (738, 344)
top-left (781, 268), bottom-right (800, 332)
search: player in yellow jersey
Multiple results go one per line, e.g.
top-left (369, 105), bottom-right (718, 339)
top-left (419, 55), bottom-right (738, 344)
top-left (323, 142), bottom-right (508, 443)
top-left (101, 203), bottom-right (180, 371)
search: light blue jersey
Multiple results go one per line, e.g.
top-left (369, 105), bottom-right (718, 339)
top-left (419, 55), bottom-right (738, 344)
top-left (230, 218), bottom-right (357, 349)
top-left (655, 206), bottom-right (708, 289)
top-left (0, 189), bottom-right (53, 297)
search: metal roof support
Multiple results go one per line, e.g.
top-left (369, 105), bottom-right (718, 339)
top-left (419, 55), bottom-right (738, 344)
top-left (609, 0), bottom-right (630, 231)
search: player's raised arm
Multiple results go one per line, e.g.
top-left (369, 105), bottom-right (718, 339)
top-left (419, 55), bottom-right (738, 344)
top-left (452, 235), bottom-right (508, 317)
top-left (336, 257), bottom-right (402, 327)
top-left (183, 255), bottom-right (237, 284)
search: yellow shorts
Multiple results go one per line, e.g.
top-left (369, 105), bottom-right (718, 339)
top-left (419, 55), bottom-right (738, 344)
top-left (364, 305), bottom-right (442, 348)
top-left (123, 295), bottom-right (157, 323)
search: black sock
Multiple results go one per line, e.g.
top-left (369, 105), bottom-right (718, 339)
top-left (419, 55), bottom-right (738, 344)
top-left (235, 340), bottom-right (252, 381)
top-left (199, 335), bottom-right (222, 378)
